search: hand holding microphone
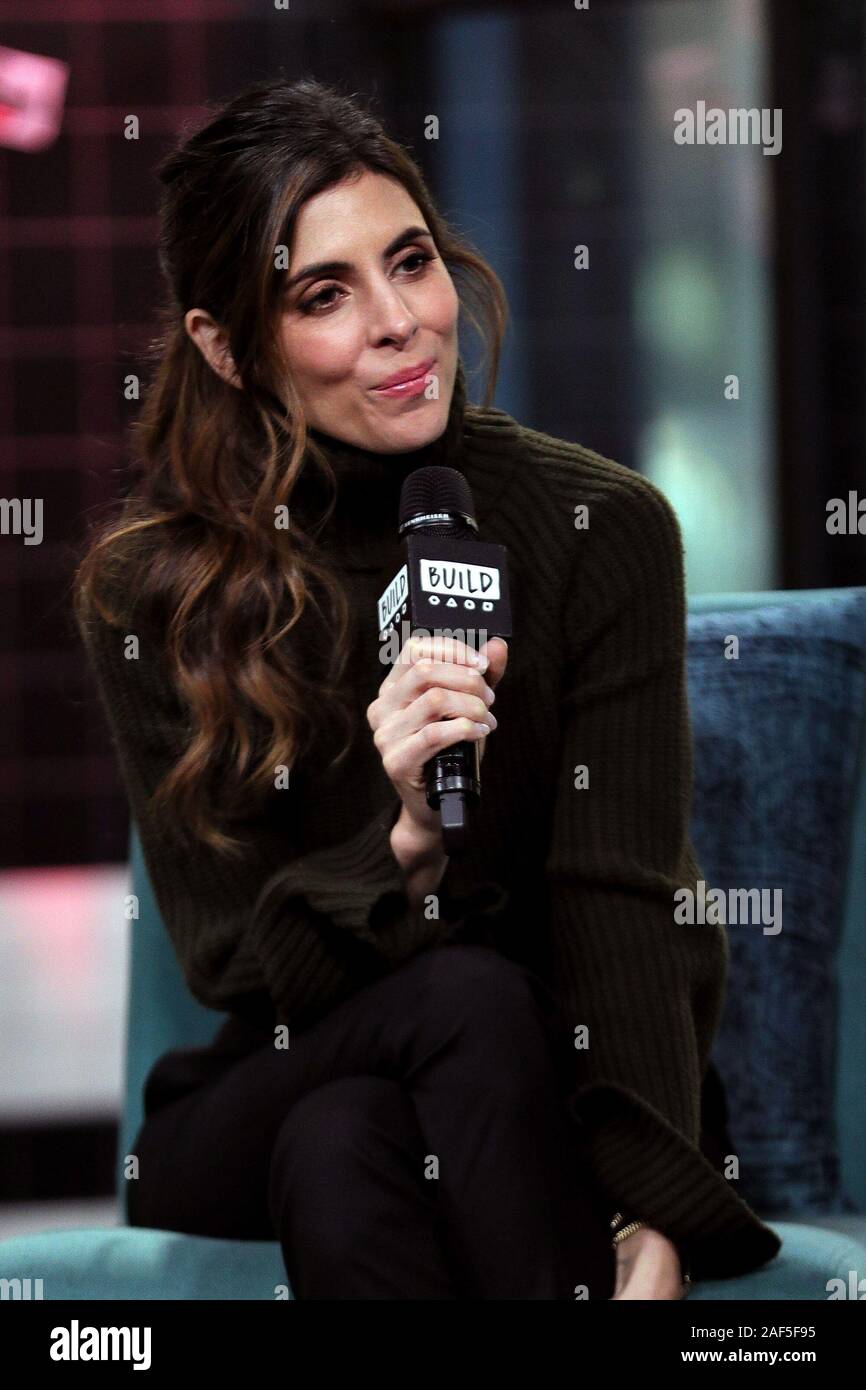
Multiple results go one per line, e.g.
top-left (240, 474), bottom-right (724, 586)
top-left (366, 633), bottom-right (509, 848)
top-left (372, 464), bottom-right (513, 854)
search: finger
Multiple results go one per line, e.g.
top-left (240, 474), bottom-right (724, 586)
top-left (408, 682), bottom-right (496, 738)
top-left (374, 680), bottom-right (496, 753)
top-left (379, 634), bottom-right (489, 703)
top-left (382, 716), bottom-right (492, 784)
top-left (370, 634), bottom-right (495, 736)
top-left (371, 659), bottom-right (494, 734)
top-left (397, 658), bottom-right (495, 713)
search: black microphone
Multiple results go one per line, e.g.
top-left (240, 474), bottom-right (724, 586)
top-left (376, 465), bottom-right (512, 856)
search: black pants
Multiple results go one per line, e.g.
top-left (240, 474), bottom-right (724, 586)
top-left (127, 942), bottom-right (616, 1300)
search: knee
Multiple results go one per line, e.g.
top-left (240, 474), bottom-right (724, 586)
top-left (275, 1075), bottom-right (407, 1166)
top-left (268, 1078), bottom-right (407, 1201)
top-left (405, 943), bottom-right (555, 1036)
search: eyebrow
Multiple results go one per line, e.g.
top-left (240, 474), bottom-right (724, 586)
top-left (283, 225), bottom-right (435, 292)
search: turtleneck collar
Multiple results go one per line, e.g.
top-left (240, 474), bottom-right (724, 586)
top-left (293, 357), bottom-right (522, 571)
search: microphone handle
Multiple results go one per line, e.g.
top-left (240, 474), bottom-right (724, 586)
top-left (424, 732), bottom-right (481, 856)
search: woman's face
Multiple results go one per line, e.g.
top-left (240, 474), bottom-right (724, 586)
top-left (278, 169), bottom-right (460, 455)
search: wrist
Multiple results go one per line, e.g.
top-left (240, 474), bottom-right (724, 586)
top-left (610, 1212), bottom-right (692, 1291)
top-left (390, 804), bottom-right (442, 870)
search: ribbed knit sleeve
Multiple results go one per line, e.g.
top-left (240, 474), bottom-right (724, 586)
top-left (248, 801), bottom-right (505, 998)
top-left (78, 596), bottom-right (469, 1032)
top-left (547, 472), bottom-right (781, 1281)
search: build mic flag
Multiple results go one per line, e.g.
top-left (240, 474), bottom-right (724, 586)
top-left (375, 465), bottom-right (512, 855)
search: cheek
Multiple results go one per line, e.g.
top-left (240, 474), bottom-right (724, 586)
top-left (278, 313), bottom-right (365, 385)
top-left (417, 273), bottom-right (459, 335)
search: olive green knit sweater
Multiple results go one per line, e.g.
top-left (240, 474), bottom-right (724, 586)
top-left (78, 362), bottom-right (781, 1283)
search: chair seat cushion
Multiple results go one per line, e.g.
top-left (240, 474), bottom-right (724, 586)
top-left (0, 1221), bottom-right (863, 1301)
top-left (688, 1221), bottom-right (866, 1300)
top-left (0, 1227), bottom-right (291, 1300)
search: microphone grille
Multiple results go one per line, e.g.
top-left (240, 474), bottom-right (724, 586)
top-left (399, 465), bottom-right (476, 530)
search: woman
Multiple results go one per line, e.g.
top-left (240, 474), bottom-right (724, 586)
top-left (74, 76), bottom-right (781, 1300)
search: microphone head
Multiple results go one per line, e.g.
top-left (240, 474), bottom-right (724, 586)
top-left (398, 465), bottom-right (478, 538)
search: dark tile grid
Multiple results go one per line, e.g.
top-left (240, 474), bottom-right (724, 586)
top-left (0, 4), bottom-right (286, 870)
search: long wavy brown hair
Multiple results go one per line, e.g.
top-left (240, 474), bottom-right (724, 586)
top-left (73, 76), bottom-right (507, 859)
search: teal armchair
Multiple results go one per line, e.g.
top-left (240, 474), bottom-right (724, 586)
top-left (1, 587), bottom-right (865, 1299)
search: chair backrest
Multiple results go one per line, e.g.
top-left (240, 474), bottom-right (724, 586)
top-left (686, 587), bottom-right (866, 1216)
top-left (116, 829), bottom-right (222, 1214)
top-left (118, 586), bottom-right (866, 1217)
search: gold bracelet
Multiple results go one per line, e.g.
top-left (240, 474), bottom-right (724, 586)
top-left (611, 1219), bottom-right (645, 1246)
top-left (610, 1210), bottom-right (643, 1237)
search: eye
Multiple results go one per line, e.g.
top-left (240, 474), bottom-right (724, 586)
top-left (397, 250), bottom-right (435, 275)
top-left (299, 284), bottom-right (344, 314)
top-left (297, 249), bottom-right (436, 315)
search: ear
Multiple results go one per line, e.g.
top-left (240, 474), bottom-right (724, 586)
top-left (184, 308), bottom-right (242, 390)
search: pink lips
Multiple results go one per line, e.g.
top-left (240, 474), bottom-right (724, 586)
top-left (371, 357), bottom-right (436, 398)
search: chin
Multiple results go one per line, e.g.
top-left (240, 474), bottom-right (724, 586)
top-left (372, 399), bottom-right (451, 454)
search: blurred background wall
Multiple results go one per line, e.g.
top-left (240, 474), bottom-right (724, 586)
top-left (0, 0), bottom-right (863, 1226)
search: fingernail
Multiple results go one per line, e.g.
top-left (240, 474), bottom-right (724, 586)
top-left (474, 722), bottom-right (490, 736)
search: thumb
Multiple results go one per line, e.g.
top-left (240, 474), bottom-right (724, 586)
top-left (480, 636), bottom-right (509, 690)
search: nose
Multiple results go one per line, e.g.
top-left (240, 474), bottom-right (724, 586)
top-left (366, 273), bottom-right (419, 348)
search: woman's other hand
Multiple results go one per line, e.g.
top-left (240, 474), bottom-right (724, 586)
top-left (610, 1227), bottom-right (686, 1300)
top-left (366, 634), bottom-right (508, 841)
